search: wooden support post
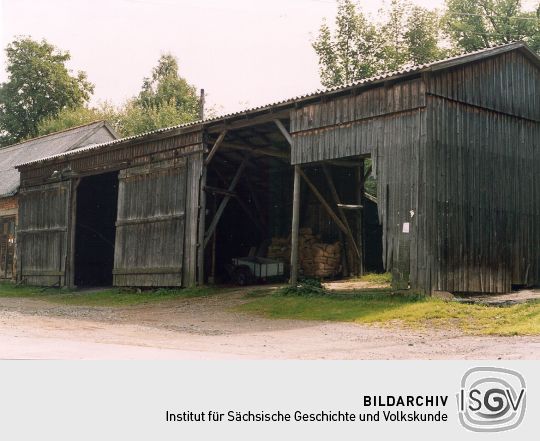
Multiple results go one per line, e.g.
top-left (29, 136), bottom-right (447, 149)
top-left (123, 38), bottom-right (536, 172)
top-left (203, 155), bottom-right (249, 248)
top-left (290, 165), bottom-right (301, 286)
top-left (356, 160), bottom-right (365, 276)
top-left (197, 167), bottom-right (207, 285)
top-left (205, 130), bottom-right (227, 166)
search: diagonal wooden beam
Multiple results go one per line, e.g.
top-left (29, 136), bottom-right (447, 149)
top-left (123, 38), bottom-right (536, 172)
top-left (203, 154), bottom-right (250, 248)
top-left (297, 167), bottom-right (349, 237)
top-left (363, 192), bottom-right (377, 204)
top-left (204, 130), bottom-right (228, 166)
top-left (322, 165), bottom-right (361, 259)
top-left (273, 119), bottom-right (293, 146)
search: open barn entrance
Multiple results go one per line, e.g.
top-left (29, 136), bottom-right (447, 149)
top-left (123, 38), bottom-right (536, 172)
top-left (201, 120), bottom-right (383, 285)
top-left (74, 171), bottom-right (119, 286)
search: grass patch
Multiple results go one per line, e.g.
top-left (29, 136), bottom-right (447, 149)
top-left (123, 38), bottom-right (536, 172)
top-left (0, 283), bottom-right (218, 307)
top-left (237, 289), bottom-right (540, 336)
top-left (355, 272), bottom-right (392, 284)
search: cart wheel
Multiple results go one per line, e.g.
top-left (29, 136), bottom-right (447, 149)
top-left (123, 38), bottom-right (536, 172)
top-left (233, 266), bottom-right (253, 286)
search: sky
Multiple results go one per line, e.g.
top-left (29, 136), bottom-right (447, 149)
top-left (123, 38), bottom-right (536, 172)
top-left (0, 0), bottom-right (537, 116)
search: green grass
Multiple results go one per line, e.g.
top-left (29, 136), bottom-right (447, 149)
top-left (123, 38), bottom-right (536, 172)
top-left (354, 272), bottom-right (392, 284)
top-left (3, 281), bottom-right (539, 336)
top-left (0, 283), bottom-right (218, 307)
top-left (237, 290), bottom-right (540, 336)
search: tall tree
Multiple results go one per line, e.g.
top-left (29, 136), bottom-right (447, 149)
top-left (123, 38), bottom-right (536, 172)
top-left (379, 0), bottom-right (411, 72)
top-left (36, 103), bottom-right (120, 137)
top-left (313, 0), bottom-right (446, 88)
top-left (0, 37), bottom-right (93, 146)
top-left (444, 0), bottom-right (540, 53)
top-left (35, 54), bottom-right (202, 139)
top-left (405, 7), bottom-right (447, 64)
top-left (312, 0), bottom-right (382, 87)
top-left (136, 54), bottom-right (200, 118)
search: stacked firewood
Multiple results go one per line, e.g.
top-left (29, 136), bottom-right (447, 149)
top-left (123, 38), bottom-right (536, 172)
top-left (267, 228), bottom-right (341, 278)
top-left (310, 241), bottom-right (342, 278)
top-left (267, 237), bottom-right (290, 263)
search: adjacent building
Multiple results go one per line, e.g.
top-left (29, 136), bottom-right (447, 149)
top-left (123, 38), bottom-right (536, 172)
top-left (0, 121), bottom-right (117, 280)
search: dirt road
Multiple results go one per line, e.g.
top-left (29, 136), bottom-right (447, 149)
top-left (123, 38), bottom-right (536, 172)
top-left (1, 292), bottom-right (539, 360)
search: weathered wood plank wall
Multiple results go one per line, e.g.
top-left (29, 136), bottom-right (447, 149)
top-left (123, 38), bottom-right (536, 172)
top-left (17, 181), bottom-right (70, 286)
top-left (425, 51), bottom-right (540, 293)
top-left (113, 158), bottom-right (187, 286)
top-left (290, 79), bottom-right (426, 164)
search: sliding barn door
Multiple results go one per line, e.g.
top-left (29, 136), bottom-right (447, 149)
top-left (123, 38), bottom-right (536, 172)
top-left (113, 159), bottom-right (188, 287)
top-left (17, 181), bottom-right (70, 286)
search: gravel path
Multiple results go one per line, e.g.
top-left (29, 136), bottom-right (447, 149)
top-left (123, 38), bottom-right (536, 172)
top-left (0, 292), bottom-right (539, 360)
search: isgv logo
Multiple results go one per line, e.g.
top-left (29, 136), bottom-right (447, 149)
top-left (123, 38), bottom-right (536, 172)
top-left (457, 367), bottom-right (526, 432)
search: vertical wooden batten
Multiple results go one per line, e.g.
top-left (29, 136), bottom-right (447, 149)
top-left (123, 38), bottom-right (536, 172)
top-left (66, 177), bottom-right (80, 289)
top-left (197, 166), bottom-right (207, 285)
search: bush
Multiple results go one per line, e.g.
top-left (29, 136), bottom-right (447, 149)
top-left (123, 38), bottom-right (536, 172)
top-left (277, 278), bottom-right (327, 297)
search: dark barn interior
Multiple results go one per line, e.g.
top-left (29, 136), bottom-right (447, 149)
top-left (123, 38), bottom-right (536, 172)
top-left (74, 172), bottom-right (119, 286)
top-left (203, 121), bottom-right (383, 284)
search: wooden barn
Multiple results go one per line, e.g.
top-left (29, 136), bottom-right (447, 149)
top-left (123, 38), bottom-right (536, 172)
top-left (0, 121), bottom-right (117, 280)
top-left (14, 42), bottom-right (539, 294)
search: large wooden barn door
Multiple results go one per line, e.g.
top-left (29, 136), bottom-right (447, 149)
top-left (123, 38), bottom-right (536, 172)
top-left (113, 158), bottom-right (187, 286)
top-left (17, 181), bottom-right (70, 286)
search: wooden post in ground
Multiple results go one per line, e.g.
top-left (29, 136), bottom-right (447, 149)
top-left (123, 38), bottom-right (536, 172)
top-left (356, 160), bottom-right (365, 276)
top-left (290, 165), bottom-right (301, 286)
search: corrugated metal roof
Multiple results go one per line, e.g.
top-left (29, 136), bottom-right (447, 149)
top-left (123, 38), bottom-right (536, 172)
top-left (0, 121), bottom-right (112, 197)
top-left (17, 42), bottom-right (539, 168)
